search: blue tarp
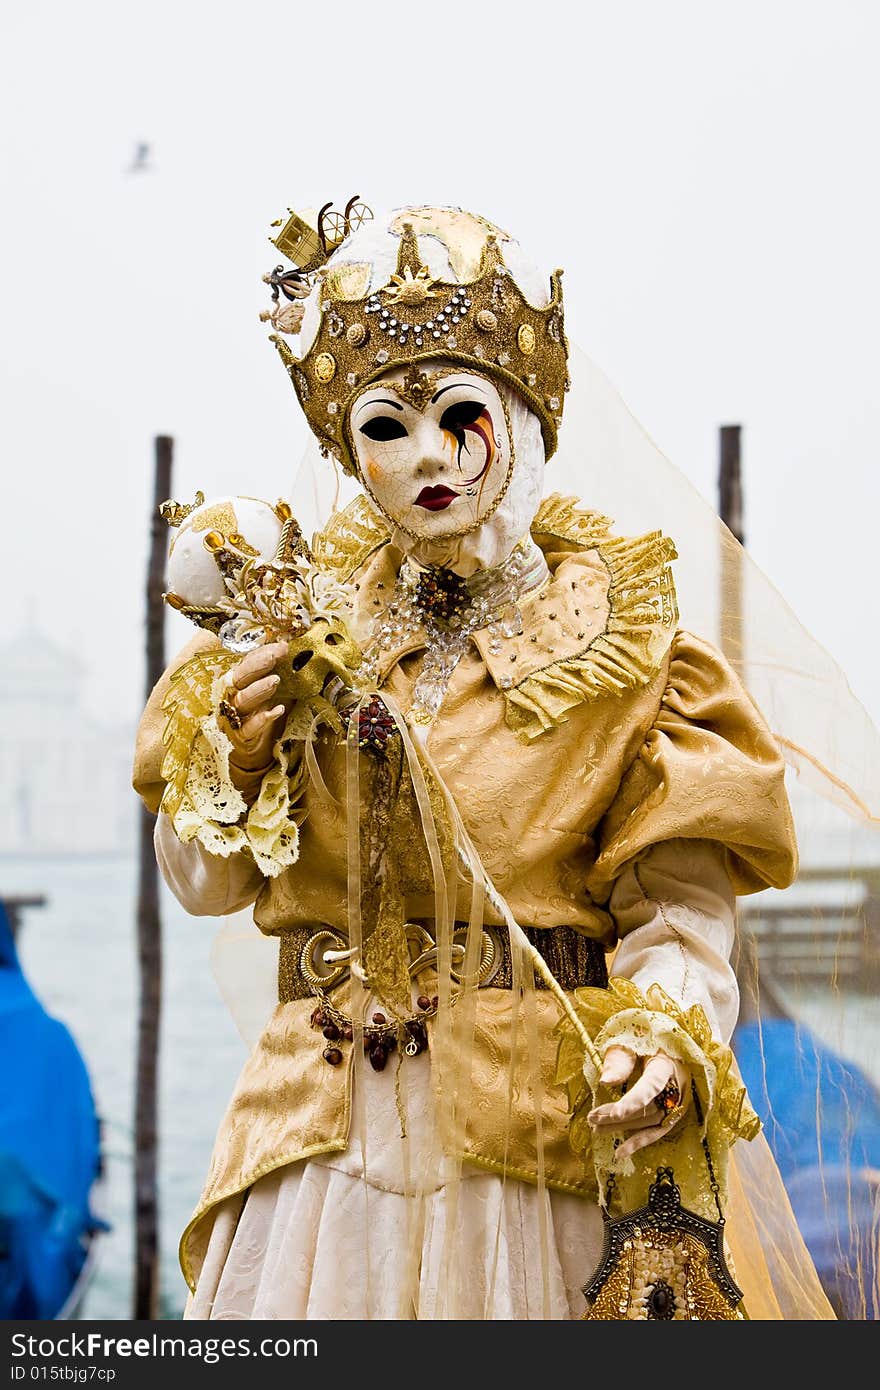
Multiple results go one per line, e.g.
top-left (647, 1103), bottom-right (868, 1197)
top-left (0, 900), bottom-right (104, 1318)
top-left (734, 1017), bottom-right (880, 1177)
top-left (734, 1017), bottom-right (880, 1319)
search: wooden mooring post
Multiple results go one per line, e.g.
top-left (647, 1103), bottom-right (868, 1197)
top-left (133, 435), bottom-right (172, 1318)
top-left (720, 424), bottom-right (880, 997)
top-left (719, 423), bottom-right (744, 665)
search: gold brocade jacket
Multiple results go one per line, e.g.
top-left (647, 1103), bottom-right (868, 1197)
top-left (132, 496), bottom-right (798, 1289)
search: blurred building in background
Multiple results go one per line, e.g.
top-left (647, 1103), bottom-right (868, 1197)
top-left (0, 631), bottom-right (135, 856)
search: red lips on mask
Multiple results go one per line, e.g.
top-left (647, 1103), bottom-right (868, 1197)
top-left (415, 485), bottom-right (459, 511)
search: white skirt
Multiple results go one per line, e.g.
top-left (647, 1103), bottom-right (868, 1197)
top-left (185, 1055), bottom-right (604, 1321)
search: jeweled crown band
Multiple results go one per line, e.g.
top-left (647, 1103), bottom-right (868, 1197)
top-left (268, 219), bottom-right (570, 476)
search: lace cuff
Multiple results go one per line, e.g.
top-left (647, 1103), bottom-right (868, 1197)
top-left (168, 712), bottom-right (305, 876)
top-left (160, 662), bottom-right (308, 878)
top-left (557, 979), bottom-right (759, 1188)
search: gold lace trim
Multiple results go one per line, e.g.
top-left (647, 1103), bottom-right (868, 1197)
top-left (505, 497), bottom-right (679, 739)
top-left (531, 491), bottom-right (614, 547)
top-left (311, 494), bottom-right (391, 583)
top-left (159, 650), bottom-right (306, 877)
top-left (160, 650), bottom-right (240, 824)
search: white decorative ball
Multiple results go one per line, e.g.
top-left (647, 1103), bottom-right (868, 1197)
top-left (166, 495), bottom-right (284, 607)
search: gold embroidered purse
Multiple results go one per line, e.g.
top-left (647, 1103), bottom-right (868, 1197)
top-left (582, 1166), bottom-right (743, 1320)
top-left (582, 1087), bottom-right (744, 1320)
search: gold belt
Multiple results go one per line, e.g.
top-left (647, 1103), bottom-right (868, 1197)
top-left (278, 921), bottom-right (608, 1004)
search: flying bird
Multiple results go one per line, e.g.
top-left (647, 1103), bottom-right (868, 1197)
top-left (127, 142), bottom-right (154, 174)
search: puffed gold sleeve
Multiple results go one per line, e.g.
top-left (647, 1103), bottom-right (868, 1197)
top-left (585, 628), bottom-right (798, 902)
top-left (132, 629), bottom-right (220, 814)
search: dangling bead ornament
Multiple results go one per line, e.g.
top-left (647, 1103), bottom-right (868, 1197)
top-left (310, 997), bottom-right (434, 1069)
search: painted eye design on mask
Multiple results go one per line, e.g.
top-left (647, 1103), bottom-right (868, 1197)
top-left (439, 400), bottom-right (496, 484)
top-left (439, 400), bottom-right (485, 437)
top-left (359, 416), bottom-right (408, 442)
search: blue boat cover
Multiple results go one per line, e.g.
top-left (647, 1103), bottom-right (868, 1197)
top-left (0, 900), bottom-right (104, 1318)
top-left (735, 1017), bottom-right (880, 1318)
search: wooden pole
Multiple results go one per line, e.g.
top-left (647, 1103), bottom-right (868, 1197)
top-left (133, 434), bottom-right (172, 1319)
top-left (1, 895), bottom-right (47, 941)
top-left (718, 424), bottom-right (744, 665)
top-left (719, 424), bottom-right (758, 1002)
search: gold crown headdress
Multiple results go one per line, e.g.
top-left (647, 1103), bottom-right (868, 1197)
top-left (263, 205), bottom-right (570, 476)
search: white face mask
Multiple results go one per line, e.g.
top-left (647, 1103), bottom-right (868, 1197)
top-left (350, 368), bottom-right (514, 546)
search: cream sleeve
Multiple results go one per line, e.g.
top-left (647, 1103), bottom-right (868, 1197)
top-left (608, 837), bottom-right (739, 1043)
top-left (154, 813), bottom-right (264, 917)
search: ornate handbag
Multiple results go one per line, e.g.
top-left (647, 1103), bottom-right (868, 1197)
top-left (582, 1089), bottom-right (745, 1320)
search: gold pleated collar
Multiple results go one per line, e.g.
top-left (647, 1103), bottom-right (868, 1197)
top-left (314, 492), bottom-right (679, 737)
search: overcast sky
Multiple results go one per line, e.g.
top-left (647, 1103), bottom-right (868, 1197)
top-left (1, 1), bottom-right (878, 731)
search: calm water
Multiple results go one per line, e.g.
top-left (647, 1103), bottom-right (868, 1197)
top-left (4, 854), bottom-right (879, 1321)
top-left (3, 854), bottom-right (248, 1320)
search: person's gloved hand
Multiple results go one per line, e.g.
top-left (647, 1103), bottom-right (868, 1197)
top-left (218, 641), bottom-right (290, 788)
top-left (587, 1047), bottom-right (690, 1161)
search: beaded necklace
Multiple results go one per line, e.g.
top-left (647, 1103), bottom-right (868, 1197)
top-left (355, 537), bottom-right (549, 724)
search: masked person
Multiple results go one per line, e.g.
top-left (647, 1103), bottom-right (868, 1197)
top-left (133, 204), bottom-right (864, 1321)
